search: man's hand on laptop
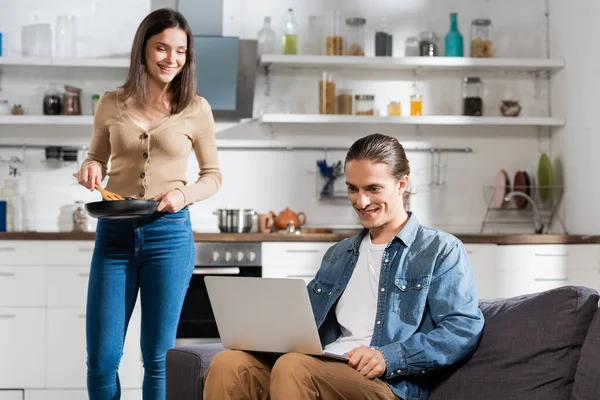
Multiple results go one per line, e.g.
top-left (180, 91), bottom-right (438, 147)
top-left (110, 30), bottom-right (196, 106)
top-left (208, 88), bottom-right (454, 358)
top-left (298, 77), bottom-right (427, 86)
top-left (346, 346), bottom-right (387, 379)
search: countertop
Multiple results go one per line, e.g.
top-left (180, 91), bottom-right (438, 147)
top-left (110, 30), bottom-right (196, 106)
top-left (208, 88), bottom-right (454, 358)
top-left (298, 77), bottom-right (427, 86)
top-left (0, 231), bottom-right (600, 245)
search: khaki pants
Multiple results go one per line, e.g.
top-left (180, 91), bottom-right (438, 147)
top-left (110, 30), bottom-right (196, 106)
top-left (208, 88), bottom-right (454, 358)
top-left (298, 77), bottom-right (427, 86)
top-left (203, 350), bottom-right (399, 400)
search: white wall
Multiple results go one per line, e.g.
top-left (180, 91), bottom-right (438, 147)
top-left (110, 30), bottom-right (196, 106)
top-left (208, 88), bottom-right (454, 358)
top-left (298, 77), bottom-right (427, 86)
top-left (0, 0), bottom-right (564, 234)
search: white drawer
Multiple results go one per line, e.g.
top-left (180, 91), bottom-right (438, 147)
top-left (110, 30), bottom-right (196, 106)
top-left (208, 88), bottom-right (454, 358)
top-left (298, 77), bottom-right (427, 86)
top-left (0, 241), bottom-right (95, 266)
top-left (262, 242), bottom-right (332, 269)
top-left (0, 391), bottom-right (23, 400)
top-left (47, 267), bottom-right (90, 308)
top-left (0, 266), bottom-right (45, 307)
top-left (262, 266), bottom-right (319, 283)
top-left (0, 308), bottom-right (45, 388)
top-left (25, 390), bottom-right (141, 400)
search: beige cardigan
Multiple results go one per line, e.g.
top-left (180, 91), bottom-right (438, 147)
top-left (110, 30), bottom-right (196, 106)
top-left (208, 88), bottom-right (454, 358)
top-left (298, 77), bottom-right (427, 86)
top-left (82, 89), bottom-right (222, 205)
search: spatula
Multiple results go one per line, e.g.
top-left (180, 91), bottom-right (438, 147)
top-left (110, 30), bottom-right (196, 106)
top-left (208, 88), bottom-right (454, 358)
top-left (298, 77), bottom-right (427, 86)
top-left (72, 173), bottom-right (125, 201)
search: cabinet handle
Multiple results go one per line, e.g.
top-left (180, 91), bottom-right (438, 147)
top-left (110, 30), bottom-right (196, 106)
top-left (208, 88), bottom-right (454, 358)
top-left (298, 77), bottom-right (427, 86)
top-left (78, 314), bottom-right (86, 319)
top-left (0, 272), bottom-right (15, 277)
top-left (78, 248), bottom-right (94, 253)
top-left (534, 278), bottom-right (568, 282)
top-left (0, 314), bottom-right (15, 319)
top-left (78, 272), bottom-right (90, 277)
top-left (466, 250), bottom-right (473, 255)
top-left (193, 267), bottom-right (240, 275)
top-left (285, 249), bottom-right (319, 253)
top-left (534, 253), bottom-right (567, 257)
top-left (0, 247), bottom-right (16, 252)
top-left (287, 274), bottom-right (315, 279)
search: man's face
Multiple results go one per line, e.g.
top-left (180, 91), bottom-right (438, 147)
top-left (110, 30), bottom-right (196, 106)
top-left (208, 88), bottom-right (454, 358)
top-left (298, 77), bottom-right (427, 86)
top-left (345, 159), bottom-right (407, 230)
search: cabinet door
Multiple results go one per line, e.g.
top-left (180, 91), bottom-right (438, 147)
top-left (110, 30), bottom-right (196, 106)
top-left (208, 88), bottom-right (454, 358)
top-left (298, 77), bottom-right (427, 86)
top-left (262, 242), bottom-right (332, 269)
top-left (464, 244), bottom-right (497, 299)
top-left (46, 267), bottom-right (90, 308)
top-left (46, 308), bottom-right (142, 389)
top-left (0, 309), bottom-right (45, 388)
top-left (566, 245), bottom-right (600, 292)
top-left (0, 391), bottom-right (23, 400)
top-left (0, 266), bottom-right (45, 307)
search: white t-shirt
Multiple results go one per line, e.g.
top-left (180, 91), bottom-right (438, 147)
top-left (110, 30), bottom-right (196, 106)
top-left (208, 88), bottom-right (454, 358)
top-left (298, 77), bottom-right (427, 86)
top-left (323, 233), bottom-right (387, 356)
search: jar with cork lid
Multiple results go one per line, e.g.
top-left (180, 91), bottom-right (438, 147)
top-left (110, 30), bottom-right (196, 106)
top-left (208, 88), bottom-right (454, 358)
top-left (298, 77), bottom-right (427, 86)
top-left (318, 72), bottom-right (336, 114)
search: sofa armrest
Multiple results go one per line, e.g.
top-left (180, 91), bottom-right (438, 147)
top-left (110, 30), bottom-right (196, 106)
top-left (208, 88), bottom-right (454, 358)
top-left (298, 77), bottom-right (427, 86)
top-left (166, 343), bottom-right (226, 400)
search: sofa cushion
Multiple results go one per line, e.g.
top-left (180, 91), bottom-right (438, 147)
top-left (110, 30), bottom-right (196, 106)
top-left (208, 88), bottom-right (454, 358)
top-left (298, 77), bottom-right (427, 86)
top-left (429, 286), bottom-right (599, 400)
top-left (571, 308), bottom-right (600, 400)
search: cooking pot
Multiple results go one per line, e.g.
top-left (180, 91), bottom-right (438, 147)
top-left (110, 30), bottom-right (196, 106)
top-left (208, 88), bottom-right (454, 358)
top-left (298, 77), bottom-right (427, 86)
top-left (214, 209), bottom-right (256, 233)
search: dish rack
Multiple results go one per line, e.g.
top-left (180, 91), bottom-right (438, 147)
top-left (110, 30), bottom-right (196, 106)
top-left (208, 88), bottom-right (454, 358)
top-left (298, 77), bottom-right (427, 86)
top-left (314, 172), bottom-right (348, 201)
top-left (480, 185), bottom-right (567, 234)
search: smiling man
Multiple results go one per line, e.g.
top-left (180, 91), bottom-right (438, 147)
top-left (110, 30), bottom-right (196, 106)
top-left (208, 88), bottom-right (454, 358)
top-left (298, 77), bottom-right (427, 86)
top-left (204, 133), bottom-right (484, 400)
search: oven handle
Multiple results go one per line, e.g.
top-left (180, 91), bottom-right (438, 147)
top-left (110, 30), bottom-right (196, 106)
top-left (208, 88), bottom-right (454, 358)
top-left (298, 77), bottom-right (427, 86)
top-left (193, 267), bottom-right (241, 275)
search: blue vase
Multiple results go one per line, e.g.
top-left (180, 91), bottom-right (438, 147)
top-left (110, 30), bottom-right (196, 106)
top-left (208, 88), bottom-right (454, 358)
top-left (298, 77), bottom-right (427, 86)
top-left (445, 13), bottom-right (463, 57)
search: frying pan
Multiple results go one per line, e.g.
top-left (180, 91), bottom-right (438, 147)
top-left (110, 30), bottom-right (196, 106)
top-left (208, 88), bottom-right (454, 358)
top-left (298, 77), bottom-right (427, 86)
top-left (85, 199), bottom-right (159, 219)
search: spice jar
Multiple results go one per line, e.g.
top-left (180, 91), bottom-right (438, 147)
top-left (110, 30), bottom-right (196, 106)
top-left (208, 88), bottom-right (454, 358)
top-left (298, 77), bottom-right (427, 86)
top-left (345, 17), bottom-right (366, 56)
top-left (43, 83), bottom-right (62, 115)
top-left (63, 85), bottom-right (82, 115)
top-left (326, 9), bottom-right (344, 56)
top-left (404, 36), bottom-right (420, 56)
top-left (354, 95), bottom-right (375, 115)
top-left (387, 101), bottom-right (401, 116)
top-left (91, 94), bottom-right (100, 115)
top-left (72, 201), bottom-right (90, 232)
top-left (410, 94), bottom-right (422, 116)
top-left (319, 72), bottom-right (336, 114)
top-left (0, 100), bottom-right (10, 115)
top-left (337, 88), bottom-right (353, 115)
top-left (419, 31), bottom-right (439, 56)
top-left (471, 19), bottom-right (493, 58)
top-left (462, 77), bottom-right (483, 116)
top-left (375, 19), bottom-right (393, 56)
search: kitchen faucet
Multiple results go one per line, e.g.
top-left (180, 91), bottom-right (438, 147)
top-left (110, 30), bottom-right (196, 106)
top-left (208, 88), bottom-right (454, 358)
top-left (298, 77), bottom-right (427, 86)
top-left (504, 191), bottom-right (544, 234)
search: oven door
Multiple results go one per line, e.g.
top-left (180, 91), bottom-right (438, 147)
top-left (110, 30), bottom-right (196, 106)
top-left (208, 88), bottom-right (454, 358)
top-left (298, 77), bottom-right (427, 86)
top-left (177, 266), bottom-right (262, 339)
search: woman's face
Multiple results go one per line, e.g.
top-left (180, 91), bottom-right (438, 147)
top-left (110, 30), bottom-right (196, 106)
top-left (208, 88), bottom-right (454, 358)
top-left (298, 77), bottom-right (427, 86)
top-left (145, 27), bottom-right (188, 85)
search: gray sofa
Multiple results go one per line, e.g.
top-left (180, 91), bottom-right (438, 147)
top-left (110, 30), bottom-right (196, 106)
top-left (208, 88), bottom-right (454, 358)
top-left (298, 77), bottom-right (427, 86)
top-left (166, 286), bottom-right (600, 400)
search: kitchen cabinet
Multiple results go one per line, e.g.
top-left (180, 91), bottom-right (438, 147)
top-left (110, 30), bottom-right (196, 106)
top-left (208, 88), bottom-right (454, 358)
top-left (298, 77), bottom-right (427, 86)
top-left (0, 391), bottom-right (23, 400)
top-left (46, 308), bottom-right (142, 389)
top-left (0, 241), bottom-right (143, 396)
top-left (496, 245), bottom-right (600, 298)
top-left (262, 242), bottom-right (332, 282)
top-left (464, 244), bottom-right (497, 299)
top-left (0, 308), bottom-right (45, 388)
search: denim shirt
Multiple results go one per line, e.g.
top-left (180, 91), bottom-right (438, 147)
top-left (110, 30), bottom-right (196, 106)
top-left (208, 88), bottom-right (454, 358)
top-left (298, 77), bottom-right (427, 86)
top-left (307, 213), bottom-right (484, 400)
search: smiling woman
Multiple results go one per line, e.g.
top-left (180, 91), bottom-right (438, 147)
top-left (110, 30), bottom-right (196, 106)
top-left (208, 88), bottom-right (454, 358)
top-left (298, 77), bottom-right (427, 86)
top-left (74, 8), bottom-right (222, 400)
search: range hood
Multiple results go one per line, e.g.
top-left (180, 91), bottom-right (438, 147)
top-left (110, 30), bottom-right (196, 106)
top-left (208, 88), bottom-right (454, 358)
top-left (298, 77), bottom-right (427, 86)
top-left (178, 0), bottom-right (257, 119)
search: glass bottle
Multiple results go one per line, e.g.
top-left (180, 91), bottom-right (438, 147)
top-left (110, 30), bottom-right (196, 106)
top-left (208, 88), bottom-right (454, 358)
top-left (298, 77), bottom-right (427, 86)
top-left (462, 77), bottom-right (484, 116)
top-left (375, 19), bottom-right (393, 56)
top-left (419, 31), bottom-right (439, 56)
top-left (282, 8), bottom-right (297, 55)
top-left (318, 72), bottom-right (335, 114)
top-left (345, 17), bottom-right (366, 56)
top-left (0, 100), bottom-right (10, 115)
top-left (444, 13), bottom-right (464, 57)
top-left (410, 84), bottom-right (423, 116)
top-left (471, 19), bottom-right (493, 58)
top-left (43, 83), bottom-right (62, 115)
top-left (326, 9), bottom-right (344, 56)
top-left (0, 178), bottom-right (16, 232)
top-left (257, 16), bottom-right (276, 56)
top-left (21, 174), bottom-right (35, 232)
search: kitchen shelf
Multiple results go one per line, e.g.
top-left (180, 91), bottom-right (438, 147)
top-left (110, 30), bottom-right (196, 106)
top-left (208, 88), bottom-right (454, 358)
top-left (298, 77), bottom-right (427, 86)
top-left (0, 57), bottom-right (129, 68)
top-left (260, 55), bottom-right (565, 73)
top-left (260, 114), bottom-right (565, 127)
top-left (0, 115), bottom-right (94, 125)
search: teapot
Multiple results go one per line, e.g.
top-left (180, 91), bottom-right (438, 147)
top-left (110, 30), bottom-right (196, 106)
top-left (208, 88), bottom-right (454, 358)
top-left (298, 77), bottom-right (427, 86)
top-left (269, 207), bottom-right (307, 230)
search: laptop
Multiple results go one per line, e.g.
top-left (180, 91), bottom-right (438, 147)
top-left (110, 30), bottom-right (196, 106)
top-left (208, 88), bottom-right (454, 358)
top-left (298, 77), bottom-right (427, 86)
top-left (204, 276), bottom-right (348, 361)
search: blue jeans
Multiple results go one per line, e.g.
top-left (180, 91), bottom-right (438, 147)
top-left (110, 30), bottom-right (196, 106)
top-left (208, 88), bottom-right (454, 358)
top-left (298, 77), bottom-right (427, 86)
top-left (86, 207), bottom-right (195, 400)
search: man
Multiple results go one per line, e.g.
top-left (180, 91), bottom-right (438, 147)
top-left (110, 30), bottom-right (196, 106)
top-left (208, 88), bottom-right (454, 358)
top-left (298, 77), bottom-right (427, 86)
top-left (204, 133), bottom-right (484, 400)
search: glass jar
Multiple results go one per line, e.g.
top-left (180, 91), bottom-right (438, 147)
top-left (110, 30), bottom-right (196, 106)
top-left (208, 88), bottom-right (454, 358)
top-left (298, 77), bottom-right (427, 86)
top-left (410, 94), bottom-right (422, 116)
top-left (354, 95), bottom-right (374, 115)
top-left (375, 19), bottom-right (393, 56)
top-left (345, 17), bottom-right (366, 56)
top-left (72, 201), bottom-right (90, 232)
top-left (387, 101), bottom-right (401, 116)
top-left (43, 83), bottom-right (62, 115)
top-left (419, 31), bottom-right (439, 56)
top-left (404, 36), bottom-right (420, 56)
top-left (462, 77), bottom-right (484, 116)
top-left (306, 15), bottom-right (323, 55)
top-left (326, 9), bottom-right (344, 56)
top-left (0, 100), bottom-right (10, 115)
top-left (336, 88), bottom-right (353, 115)
top-left (471, 19), bottom-right (493, 58)
top-left (62, 85), bottom-right (82, 115)
top-left (319, 72), bottom-right (336, 114)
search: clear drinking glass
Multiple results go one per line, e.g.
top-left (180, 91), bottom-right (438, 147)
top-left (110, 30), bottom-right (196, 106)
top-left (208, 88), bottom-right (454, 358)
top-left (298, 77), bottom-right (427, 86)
top-left (55, 16), bottom-right (77, 58)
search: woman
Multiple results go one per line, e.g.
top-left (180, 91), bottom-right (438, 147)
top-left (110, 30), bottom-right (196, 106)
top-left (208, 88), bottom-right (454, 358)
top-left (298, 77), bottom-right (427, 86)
top-left (76, 8), bottom-right (222, 399)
